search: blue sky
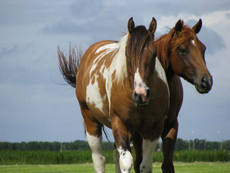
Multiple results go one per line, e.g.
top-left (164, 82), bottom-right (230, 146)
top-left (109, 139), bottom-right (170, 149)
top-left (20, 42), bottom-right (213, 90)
top-left (0, 0), bottom-right (230, 143)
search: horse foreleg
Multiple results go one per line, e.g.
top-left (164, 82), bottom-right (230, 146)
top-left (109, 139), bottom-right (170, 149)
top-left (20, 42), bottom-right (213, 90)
top-left (132, 132), bottom-right (143, 173)
top-left (113, 144), bottom-right (121, 173)
top-left (112, 116), bottom-right (133, 173)
top-left (140, 137), bottom-right (159, 173)
top-left (161, 120), bottom-right (178, 173)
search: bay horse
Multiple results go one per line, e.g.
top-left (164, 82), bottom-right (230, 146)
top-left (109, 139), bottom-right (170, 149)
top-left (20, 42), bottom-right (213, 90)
top-left (133, 19), bottom-right (213, 173)
top-left (58, 17), bottom-right (169, 173)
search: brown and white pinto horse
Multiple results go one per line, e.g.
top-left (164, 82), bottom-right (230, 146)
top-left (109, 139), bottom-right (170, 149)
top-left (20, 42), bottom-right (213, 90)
top-left (133, 19), bottom-right (213, 173)
top-left (58, 18), bottom-right (169, 173)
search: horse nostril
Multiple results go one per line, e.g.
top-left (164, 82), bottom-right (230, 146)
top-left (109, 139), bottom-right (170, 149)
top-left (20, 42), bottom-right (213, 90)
top-left (134, 92), bottom-right (138, 97)
top-left (201, 76), bottom-right (207, 83)
top-left (201, 76), bottom-right (208, 88)
top-left (133, 92), bottom-right (141, 102)
top-left (146, 88), bottom-right (150, 99)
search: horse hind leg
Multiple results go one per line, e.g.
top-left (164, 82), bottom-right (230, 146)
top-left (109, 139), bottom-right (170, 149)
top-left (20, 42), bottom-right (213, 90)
top-left (161, 120), bottom-right (178, 173)
top-left (81, 107), bottom-right (105, 173)
top-left (87, 132), bottom-right (105, 173)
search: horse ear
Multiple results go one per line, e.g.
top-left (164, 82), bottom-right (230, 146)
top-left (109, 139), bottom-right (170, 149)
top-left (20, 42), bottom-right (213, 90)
top-left (192, 19), bottom-right (202, 34)
top-left (175, 19), bottom-right (183, 32)
top-left (148, 17), bottom-right (157, 35)
top-left (128, 17), bottom-right (135, 34)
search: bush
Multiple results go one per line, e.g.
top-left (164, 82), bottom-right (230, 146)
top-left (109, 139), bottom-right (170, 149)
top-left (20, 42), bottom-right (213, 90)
top-left (0, 150), bottom-right (229, 165)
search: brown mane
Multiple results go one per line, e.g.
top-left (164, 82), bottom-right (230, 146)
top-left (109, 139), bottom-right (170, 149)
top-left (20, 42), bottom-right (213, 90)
top-left (155, 20), bottom-right (196, 70)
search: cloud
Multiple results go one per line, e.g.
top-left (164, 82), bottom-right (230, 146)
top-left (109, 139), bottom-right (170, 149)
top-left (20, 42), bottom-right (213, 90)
top-left (226, 13), bottom-right (230, 19)
top-left (0, 45), bottom-right (19, 59)
top-left (41, 22), bottom-right (80, 35)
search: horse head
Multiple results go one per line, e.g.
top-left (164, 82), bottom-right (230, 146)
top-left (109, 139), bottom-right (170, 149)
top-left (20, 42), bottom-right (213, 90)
top-left (126, 17), bottom-right (157, 106)
top-left (170, 19), bottom-right (213, 93)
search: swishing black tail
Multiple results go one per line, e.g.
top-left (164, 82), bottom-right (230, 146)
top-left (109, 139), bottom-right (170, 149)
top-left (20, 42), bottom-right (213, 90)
top-left (57, 46), bottom-right (82, 88)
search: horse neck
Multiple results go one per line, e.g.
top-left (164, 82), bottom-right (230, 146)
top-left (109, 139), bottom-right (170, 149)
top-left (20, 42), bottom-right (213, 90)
top-left (165, 65), bottom-right (175, 84)
top-left (155, 34), bottom-right (175, 84)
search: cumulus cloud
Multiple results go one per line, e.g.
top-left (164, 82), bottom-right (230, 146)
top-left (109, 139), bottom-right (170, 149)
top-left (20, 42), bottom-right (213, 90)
top-left (225, 13), bottom-right (230, 19)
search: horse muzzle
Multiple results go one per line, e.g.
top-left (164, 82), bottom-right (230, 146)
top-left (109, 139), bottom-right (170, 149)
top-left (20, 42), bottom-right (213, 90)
top-left (133, 87), bottom-right (150, 107)
top-left (195, 75), bottom-right (213, 94)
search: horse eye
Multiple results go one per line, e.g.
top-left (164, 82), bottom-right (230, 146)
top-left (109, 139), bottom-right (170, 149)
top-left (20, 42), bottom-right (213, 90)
top-left (179, 48), bottom-right (186, 54)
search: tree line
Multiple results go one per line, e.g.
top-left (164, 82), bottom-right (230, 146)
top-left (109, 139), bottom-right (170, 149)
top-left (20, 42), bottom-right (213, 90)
top-left (0, 138), bottom-right (229, 151)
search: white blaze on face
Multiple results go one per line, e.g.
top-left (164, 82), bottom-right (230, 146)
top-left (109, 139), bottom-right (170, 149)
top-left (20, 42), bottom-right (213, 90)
top-left (191, 39), bottom-right (196, 47)
top-left (134, 68), bottom-right (147, 96)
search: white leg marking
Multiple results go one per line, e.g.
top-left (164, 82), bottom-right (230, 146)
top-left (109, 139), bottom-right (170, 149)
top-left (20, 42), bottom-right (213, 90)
top-left (140, 137), bottom-right (159, 173)
top-left (87, 132), bottom-right (105, 173)
top-left (114, 149), bottom-right (121, 173)
top-left (117, 147), bottom-right (133, 173)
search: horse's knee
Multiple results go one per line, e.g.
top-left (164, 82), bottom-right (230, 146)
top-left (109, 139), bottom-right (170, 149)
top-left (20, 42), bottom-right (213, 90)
top-left (118, 147), bottom-right (133, 173)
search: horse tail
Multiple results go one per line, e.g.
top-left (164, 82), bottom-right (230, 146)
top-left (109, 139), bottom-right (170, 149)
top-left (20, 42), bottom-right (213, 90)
top-left (57, 45), bottom-right (83, 88)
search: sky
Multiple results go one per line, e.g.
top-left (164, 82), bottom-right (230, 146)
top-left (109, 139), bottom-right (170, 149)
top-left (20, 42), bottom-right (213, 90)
top-left (0, 0), bottom-right (230, 143)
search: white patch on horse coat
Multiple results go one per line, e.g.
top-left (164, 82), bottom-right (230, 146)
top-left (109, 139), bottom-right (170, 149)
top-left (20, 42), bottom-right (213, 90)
top-left (117, 147), bottom-right (133, 173)
top-left (99, 63), bottom-right (109, 79)
top-left (87, 43), bottom-right (119, 114)
top-left (86, 34), bottom-right (129, 115)
top-left (140, 137), bottom-right (159, 173)
top-left (155, 58), bottom-right (167, 86)
top-left (110, 34), bottom-right (128, 83)
top-left (86, 73), bottom-right (106, 112)
top-left (155, 58), bottom-right (170, 99)
top-left (96, 43), bottom-right (118, 54)
top-left (90, 43), bottom-right (119, 77)
top-left (86, 132), bottom-right (105, 173)
top-left (191, 39), bottom-right (196, 47)
top-left (105, 34), bottom-right (128, 109)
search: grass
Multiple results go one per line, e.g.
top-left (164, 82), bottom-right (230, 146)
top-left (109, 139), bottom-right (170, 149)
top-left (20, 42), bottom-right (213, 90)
top-left (0, 162), bottom-right (229, 173)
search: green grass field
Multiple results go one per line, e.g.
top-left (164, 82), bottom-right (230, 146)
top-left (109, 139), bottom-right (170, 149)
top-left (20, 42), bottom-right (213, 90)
top-left (0, 162), bottom-right (229, 173)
